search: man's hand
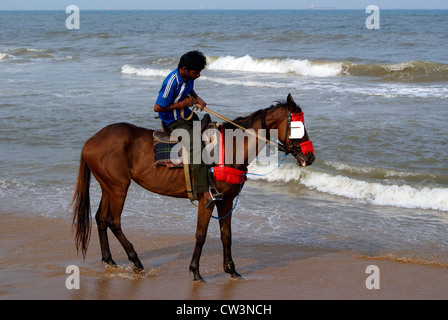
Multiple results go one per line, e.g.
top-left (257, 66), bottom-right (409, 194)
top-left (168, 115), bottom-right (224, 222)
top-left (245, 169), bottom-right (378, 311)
top-left (183, 95), bottom-right (206, 111)
top-left (195, 96), bottom-right (207, 111)
top-left (182, 96), bottom-right (197, 108)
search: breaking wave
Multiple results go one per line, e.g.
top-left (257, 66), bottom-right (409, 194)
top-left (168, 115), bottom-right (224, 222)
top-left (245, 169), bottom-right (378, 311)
top-left (123, 56), bottom-right (448, 83)
top-left (206, 55), bottom-right (343, 77)
top-left (121, 64), bottom-right (171, 77)
top-left (121, 63), bottom-right (446, 99)
top-left (208, 56), bottom-right (448, 82)
top-left (247, 162), bottom-right (448, 212)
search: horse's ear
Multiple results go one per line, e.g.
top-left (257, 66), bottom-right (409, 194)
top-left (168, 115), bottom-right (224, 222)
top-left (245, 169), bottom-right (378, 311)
top-left (287, 93), bottom-right (296, 108)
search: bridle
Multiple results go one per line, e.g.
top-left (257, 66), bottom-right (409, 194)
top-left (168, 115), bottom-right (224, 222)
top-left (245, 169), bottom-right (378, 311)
top-left (261, 108), bottom-right (314, 156)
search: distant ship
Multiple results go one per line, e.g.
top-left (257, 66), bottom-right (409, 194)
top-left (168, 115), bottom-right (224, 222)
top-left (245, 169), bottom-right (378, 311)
top-left (308, 5), bottom-right (336, 10)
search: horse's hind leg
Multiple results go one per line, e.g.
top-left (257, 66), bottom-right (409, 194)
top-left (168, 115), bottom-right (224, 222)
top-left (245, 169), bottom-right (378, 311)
top-left (95, 197), bottom-right (116, 267)
top-left (109, 217), bottom-right (144, 272)
top-left (96, 186), bottom-right (144, 272)
top-left (107, 189), bottom-right (144, 272)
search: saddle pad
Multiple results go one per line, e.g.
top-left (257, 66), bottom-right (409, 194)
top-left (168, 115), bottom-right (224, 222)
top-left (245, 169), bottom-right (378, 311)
top-left (153, 130), bottom-right (178, 143)
top-left (154, 141), bottom-right (183, 167)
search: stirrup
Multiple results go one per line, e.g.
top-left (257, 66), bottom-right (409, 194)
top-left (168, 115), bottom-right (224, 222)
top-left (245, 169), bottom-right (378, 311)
top-left (205, 191), bottom-right (223, 210)
top-left (209, 187), bottom-right (223, 201)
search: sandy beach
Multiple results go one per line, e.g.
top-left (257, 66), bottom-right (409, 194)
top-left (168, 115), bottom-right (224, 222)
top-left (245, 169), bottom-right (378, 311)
top-left (1, 211), bottom-right (447, 301)
top-left (2, 8), bottom-right (448, 304)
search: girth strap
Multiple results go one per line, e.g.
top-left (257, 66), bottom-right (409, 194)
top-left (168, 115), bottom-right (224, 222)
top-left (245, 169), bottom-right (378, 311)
top-left (181, 145), bottom-right (197, 204)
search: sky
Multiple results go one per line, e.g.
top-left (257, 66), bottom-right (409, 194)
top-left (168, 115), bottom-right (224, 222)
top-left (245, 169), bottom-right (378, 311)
top-left (1, 0), bottom-right (447, 10)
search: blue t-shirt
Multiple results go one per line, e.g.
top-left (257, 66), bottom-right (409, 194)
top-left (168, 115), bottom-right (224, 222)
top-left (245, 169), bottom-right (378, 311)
top-left (155, 69), bottom-right (194, 125)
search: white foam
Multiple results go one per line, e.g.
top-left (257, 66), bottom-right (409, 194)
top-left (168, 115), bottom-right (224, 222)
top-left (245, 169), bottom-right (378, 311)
top-left (121, 64), bottom-right (170, 77)
top-left (295, 80), bottom-right (448, 99)
top-left (120, 62), bottom-right (446, 99)
top-left (322, 160), bottom-right (430, 178)
top-left (200, 75), bottom-right (285, 88)
top-left (342, 83), bottom-right (448, 99)
top-left (247, 163), bottom-right (448, 212)
top-left (207, 55), bottom-right (343, 77)
top-left (121, 55), bottom-right (344, 79)
top-left (25, 48), bottom-right (47, 53)
top-left (301, 171), bottom-right (448, 212)
top-left (0, 53), bottom-right (9, 61)
top-left (120, 63), bottom-right (297, 88)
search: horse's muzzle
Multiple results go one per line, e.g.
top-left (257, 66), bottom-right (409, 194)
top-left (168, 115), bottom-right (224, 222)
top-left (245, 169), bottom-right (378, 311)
top-left (296, 154), bottom-right (315, 167)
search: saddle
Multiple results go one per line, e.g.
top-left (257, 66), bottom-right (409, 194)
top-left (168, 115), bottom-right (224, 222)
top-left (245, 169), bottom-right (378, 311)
top-left (153, 114), bottom-right (220, 202)
top-left (153, 114), bottom-right (219, 167)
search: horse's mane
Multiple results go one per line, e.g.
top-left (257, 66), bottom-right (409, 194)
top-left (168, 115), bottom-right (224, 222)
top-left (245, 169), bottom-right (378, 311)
top-left (221, 100), bottom-right (302, 130)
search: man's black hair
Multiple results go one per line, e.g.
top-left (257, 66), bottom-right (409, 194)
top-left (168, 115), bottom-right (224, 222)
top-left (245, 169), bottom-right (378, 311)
top-left (178, 51), bottom-right (206, 71)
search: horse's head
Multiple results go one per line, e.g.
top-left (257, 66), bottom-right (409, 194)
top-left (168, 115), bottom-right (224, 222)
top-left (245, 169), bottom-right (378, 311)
top-left (278, 94), bottom-right (315, 167)
top-left (222, 94), bottom-right (315, 168)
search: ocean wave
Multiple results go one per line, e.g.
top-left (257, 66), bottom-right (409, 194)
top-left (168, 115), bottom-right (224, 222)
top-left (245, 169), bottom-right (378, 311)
top-left (121, 63), bottom-right (446, 99)
top-left (121, 64), bottom-right (171, 77)
top-left (206, 56), bottom-right (448, 82)
top-left (13, 47), bottom-right (54, 57)
top-left (207, 55), bottom-right (343, 77)
top-left (121, 64), bottom-right (285, 88)
top-left (321, 161), bottom-right (439, 181)
top-left (201, 76), bottom-right (285, 88)
top-left (0, 47), bottom-right (57, 62)
top-left (334, 83), bottom-right (448, 99)
top-left (247, 162), bottom-right (448, 212)
top-left (122, 57), bottom-right (344, 78)
top-left (344, 60), bottom-right (448, 83)
top-left (123, 55), bottom-right (448, 85)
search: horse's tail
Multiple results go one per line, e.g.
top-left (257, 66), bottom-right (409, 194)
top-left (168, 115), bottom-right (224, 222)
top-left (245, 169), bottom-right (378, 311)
top-left (70, 153), bottom-right (92, 259)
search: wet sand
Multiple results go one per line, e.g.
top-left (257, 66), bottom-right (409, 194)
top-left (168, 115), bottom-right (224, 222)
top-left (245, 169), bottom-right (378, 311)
top-left (1, 212), bottom-right (447, 300)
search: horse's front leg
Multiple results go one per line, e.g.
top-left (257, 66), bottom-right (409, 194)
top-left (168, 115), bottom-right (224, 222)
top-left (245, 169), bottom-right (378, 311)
top-left (189, 198), bottom-right (212, 281)
top-left (217, 199), bottom-right (242, 279)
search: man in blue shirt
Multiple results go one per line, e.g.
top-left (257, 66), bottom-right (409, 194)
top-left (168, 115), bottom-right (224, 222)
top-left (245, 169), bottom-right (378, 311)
top-left (154, 51), bottom-right (222, 208)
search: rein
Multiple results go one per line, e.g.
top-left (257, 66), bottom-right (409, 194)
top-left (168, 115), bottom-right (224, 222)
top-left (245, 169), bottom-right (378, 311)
top-left (206, 103), bottom-right (307, 156)
top-left (202, 105), bottom-right (288, 153)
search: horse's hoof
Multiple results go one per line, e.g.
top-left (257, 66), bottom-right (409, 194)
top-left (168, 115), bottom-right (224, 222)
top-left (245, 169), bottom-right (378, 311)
top-left (231, 272), bottom-right (244, 280)
top-left (102, 258), bottom-right (117, 267)
top-left (132, 260), bottom-right (145, 273)
top-left (192, 273), bottom-right (206, 282)
top-left (133, 266), bottom-right (145, 274)
top-left (193, 276), bottom-right (206, 282)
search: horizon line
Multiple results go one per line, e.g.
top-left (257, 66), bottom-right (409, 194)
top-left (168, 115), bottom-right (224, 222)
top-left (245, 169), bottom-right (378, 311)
top-left (1, 7), bottom-right (448, 11)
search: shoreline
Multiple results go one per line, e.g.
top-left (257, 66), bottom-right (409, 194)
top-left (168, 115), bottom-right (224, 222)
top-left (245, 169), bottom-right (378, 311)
top-left (1, 211), bottom-right (447, 300)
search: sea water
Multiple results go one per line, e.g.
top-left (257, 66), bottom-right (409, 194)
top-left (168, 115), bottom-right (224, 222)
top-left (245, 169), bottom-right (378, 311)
top-left (0, 10), bottom-right (447, 264)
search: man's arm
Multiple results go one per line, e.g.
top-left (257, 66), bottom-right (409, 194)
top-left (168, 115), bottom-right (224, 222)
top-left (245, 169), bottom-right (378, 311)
top-left (153, 96), bottom-right (197, 112)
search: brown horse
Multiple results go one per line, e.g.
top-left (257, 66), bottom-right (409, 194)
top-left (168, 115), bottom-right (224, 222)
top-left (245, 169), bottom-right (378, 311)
top-left (71, 93), bottom-right (315, 281)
